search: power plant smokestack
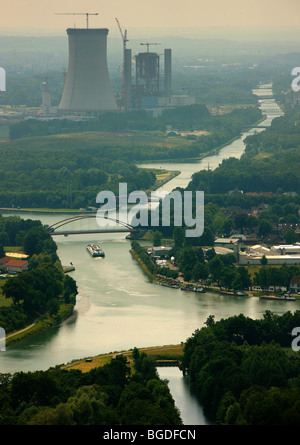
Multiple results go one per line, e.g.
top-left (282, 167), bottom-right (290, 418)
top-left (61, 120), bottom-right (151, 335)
top-left (124, 48), bottom-right (132, 110)
top-left (58, 28), bottom-right (117, 114)
top-left (164, 49), bottom-right (172, 97)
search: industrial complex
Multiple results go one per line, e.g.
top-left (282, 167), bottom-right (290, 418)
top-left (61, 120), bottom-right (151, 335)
top-left (37, 16), bottom-right (195, 118)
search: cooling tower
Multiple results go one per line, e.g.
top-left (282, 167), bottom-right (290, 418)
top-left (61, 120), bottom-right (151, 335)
top-left (58, 28), bottom-right (117, 114)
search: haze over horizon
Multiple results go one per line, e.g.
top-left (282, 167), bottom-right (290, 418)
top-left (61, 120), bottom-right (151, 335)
top-left (1, 0), bottom-right (300, 41)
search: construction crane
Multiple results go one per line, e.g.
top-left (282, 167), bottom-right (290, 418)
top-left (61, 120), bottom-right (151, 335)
top-left (55, 12), bottom-right (99, 29)
top-left (115, 18), bottom-right (129, 110)
top-left (140, 42), bottom-right (161, 53)
top-left (115, 18), bottom-right (128, 54)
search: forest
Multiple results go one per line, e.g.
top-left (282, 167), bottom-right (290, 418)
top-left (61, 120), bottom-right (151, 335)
top-left (188, 107), bottom-right (300, 195)
top-left (0, 348), bottom-right (182, 425)
top-left (183, 310), bottom-right (300, 425)
top-left (0, 106), bottom-right (262, 209)
top-left (0, 216), bottom-right (77, 334)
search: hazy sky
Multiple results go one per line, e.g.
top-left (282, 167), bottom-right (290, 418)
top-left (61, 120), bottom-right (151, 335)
top-left (1, 0), bottom-right (300, 32)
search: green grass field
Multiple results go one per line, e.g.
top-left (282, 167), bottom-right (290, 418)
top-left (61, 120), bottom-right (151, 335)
top-left (1, 131), bottom-right (193, 152)
top-left (0, 279), bottom-right (12, 307)
top-left (0, 125), bottom-right (9, 139)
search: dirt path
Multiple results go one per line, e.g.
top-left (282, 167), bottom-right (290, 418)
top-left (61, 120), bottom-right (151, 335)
top-left (5, 317), bottom-right (42, 340)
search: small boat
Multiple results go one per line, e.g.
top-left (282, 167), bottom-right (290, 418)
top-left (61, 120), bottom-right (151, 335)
top-left (160, 282), bottom-right (180, 289)
top-left (220, 290), bottom-right (245, 296)
top-left (86, 244), bottom-right (105, 258)
top-left (170, 283), bottom-right (180, 289)
top-left (181, 286), bottom-right (206, 293)
top-left (259, 294), bottom-right (296, 301)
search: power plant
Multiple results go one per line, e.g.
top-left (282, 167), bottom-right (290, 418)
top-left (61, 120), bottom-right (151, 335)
top-left (40, 14), bottom-right (194, 118)
top-left (57, 28), bottom-right (117, 115)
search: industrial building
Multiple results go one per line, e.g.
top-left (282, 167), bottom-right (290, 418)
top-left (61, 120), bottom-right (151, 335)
top-left (129, 46), bottom-right (195, 113)
top-left (38, 19), bottom-right (195, 117)
top-left (236, 244), bottom-right (300, 266)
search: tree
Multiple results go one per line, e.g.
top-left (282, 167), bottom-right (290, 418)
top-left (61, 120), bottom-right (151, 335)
top-left (235, 267), bottom-right (252, 290)
top-left (0, 232), bottom-right (9, 246)
top-left (152, 230), bottom-right (162, 247)
top-left (178, 247), bottom-right (198, 274)
top-left (173, 227), bottom-right (185, 249)
top-left (284, 228), bottom-right (297, 244)
top-left (28, 403), bottom-right (75, 425)
top-left (234, 212), bottom-right (248, 233)
top-left (208, 255), bottom-right (224, 287)
top-left (63, 274), bottom-right (78, 303)
top-left (222, 219), bottom-right (234, 237)
top-left (192, 263), bottom-right (209, 281)
top-left (260, 255), bottom-right (268, 265)
top-left (258, 220), bottom-right (272, 238)
top-left (245, 215), bottom-right (259, 231)
top-left (47, 298), bottom-right (59, 316)
top-left (220, 266), bottom-right (236, 290)
top-left (23, 228), bottom-right (45, 257)
top-left (66, 385), bottom-right (109, 425)
top-left (199, 227), bottom-right (215, 246)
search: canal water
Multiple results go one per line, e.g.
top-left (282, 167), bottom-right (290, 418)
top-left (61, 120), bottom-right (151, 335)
top-left (157, 367), bottom-right (215, 425)
top-left (0, 86), bottom-right (286, 425)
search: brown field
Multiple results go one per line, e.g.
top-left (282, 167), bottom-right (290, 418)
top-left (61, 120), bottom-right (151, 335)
top-left (62, 344), bottom-right (185, 373)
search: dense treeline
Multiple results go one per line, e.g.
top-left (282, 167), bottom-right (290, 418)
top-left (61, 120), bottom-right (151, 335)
top-left (146, 199), bottom-right (223, 246)
top-left (183, 311), bottom-right (300, 424)
top-left (0, 106), bottom-right (262, 209)
top-left (0, 216), bottom-right (77, 333)
top-left (200, 193), bottom-right (300, 214)
top-left (0, 348), bottom-right (181, 425)
top-left (176, 244), bottom-right (252, 291)
top-left (8, 106), bottom-right (261, 161)
top-left (187, 107), bottom-right (300, 194)
top-left (147, 188), bottom-right (299, 250)
top-left (9, 105), bottom-right (210, 139)
top-left (253, 265), bottom-right (300, 290)
top-left (0, 162), bottom-right (156, 209)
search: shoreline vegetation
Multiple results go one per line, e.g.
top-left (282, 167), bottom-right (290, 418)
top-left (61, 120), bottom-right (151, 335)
top-left (0, 169), bottom-right (181, 215)
top-left (3, 264), bottom-right (77, 347)
top-left (5, 303), bottom-right (75, 347)
top-left (129, 246), bottom-right (244, 295)
top-left (130, 242), bottom-right (300, 300)
top-left (137, 114), bottom-right (268, 165)
top-left (0, 216), bottom-right (78, 347)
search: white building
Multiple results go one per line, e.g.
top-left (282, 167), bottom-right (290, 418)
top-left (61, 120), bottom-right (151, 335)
top-left (238, 244), bottom-right (300, 266)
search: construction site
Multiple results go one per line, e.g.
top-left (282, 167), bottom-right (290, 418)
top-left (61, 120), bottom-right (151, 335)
top-left (36, 12), bottom-right (195, 118)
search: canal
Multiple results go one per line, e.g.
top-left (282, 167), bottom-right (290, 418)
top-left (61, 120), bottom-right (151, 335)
top-left (0, 85), bottom-right (285, 424)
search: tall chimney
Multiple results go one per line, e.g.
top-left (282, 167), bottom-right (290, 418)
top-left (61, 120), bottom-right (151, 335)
top-left (124, 48), bottom-right (132, 110)
top-left (164, 49), bottom-right (172, 97)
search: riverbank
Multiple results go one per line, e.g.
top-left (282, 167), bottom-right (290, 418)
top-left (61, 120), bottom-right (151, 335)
top-left (130, 246), bottom-right (251, 296)
top-left (5, 303), bottom-right (75, 347)
top-left (60, 343), bottom-right (185, 373)
top-left (1, 83), bottom-right (288, 380)
top-left (137, 115), bottom-right (267, 165)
